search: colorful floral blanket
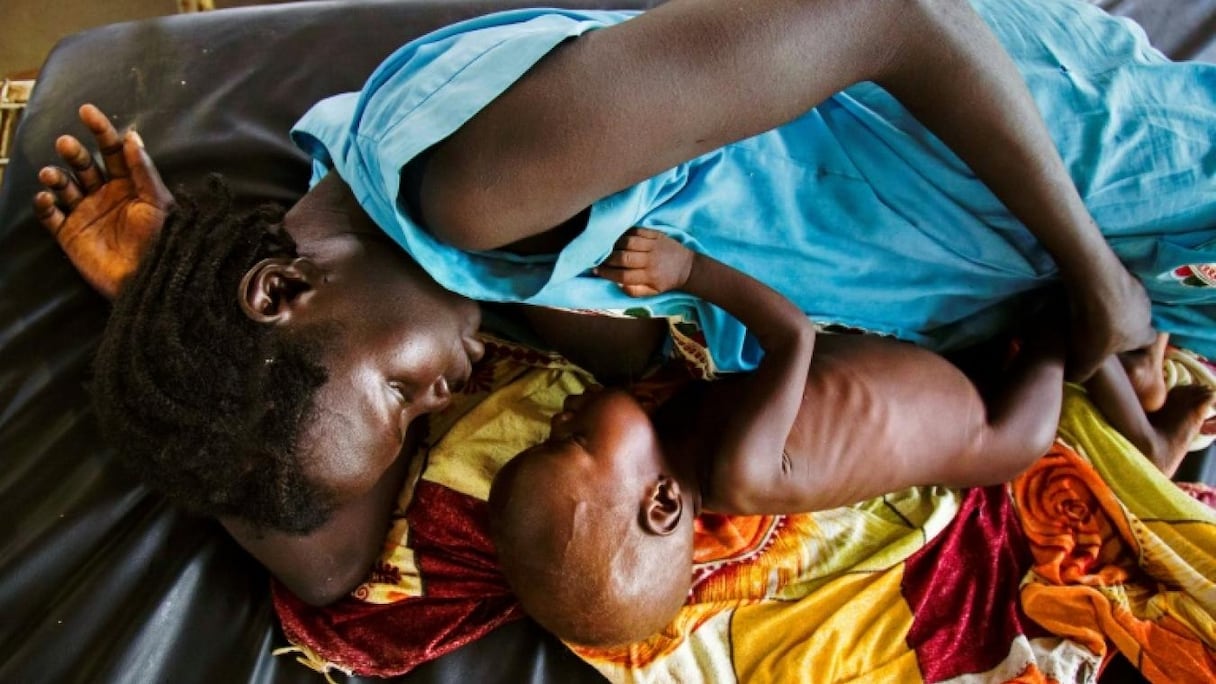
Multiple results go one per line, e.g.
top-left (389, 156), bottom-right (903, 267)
top-left (273, 340), bottom-right (1216, 683)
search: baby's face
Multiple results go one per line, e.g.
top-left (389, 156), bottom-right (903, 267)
top-left (517, 388), bottom-right (660, 491)
top-left (488, 388), bottom-right (693, 646)
top-left (488, 387), bottom-right (663, 554)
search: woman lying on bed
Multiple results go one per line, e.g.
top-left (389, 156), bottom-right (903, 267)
top-left (34, 0), bottom-right (1216, 608)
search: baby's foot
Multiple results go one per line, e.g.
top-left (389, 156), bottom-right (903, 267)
top-left (1147, 384), bottom-right (1216, 477)
top-left (1119, 332), bottom-right (1170, 413)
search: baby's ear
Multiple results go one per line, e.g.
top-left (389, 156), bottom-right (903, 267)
top-left (640, 476), bottom-right (683, 536)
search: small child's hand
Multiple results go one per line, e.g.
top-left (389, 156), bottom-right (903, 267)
top-left (594, 227), bottom-right (695, 297)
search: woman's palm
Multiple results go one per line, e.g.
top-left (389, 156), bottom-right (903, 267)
top-left (34, 104), bottom-right (172, 300)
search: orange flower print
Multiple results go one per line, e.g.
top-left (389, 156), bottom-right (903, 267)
top-left (1012, 443), bottom-right (1134, 587)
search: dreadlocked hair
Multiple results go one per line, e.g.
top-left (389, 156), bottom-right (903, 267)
top-left (93, 177), bottom-right (336, 534)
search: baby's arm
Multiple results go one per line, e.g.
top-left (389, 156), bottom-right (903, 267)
top-left (597, 228), bottom-right (815, 513)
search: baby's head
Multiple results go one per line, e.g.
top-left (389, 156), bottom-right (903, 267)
top-left (488, 389), bottom-right (695, 646)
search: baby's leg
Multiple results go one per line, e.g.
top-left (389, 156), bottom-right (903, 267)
top-left (1145, 385), bottom-right (1215, 478)
top-left (1086, 351), bottom-right (1216, 478)
top-left (1117, 332), bottom-right (1169, 412)
top-left (968, 326), bottom-right (1068, 483)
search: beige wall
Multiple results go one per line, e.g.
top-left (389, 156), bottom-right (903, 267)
top-left (0, 0), bottom-right (171, 77)
top-left (0, 0), bottom-right (290, 78)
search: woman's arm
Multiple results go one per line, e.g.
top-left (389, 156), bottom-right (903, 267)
top-left (423, 0), bottom-right (1152, 379)
top-left (597, 228), bottom-right (815, 514)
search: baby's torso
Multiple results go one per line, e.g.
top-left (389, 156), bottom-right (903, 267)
top-left (695, 334), bottom-right (987, 509)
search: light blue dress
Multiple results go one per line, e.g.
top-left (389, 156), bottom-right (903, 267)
top-left (292, 0), bottom-right (1216, 373)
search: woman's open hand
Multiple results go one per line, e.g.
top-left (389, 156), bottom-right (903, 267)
top-left (594, 227), bottom-right (694, 297)
top-left (33, 104), bottom-right (173, 300)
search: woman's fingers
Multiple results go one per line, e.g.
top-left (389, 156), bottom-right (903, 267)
top-left (38, 166), bottom-right (85, 210)
top-left (55, 134), bottom-right (104, 192)
top-left (123, 131), bottom-right (173, 206)
top-left (33, 190), bottom-right (67, 235)
top-left (79, 103), bottom-right (129, 179)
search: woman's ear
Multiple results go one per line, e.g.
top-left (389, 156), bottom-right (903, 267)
top-left (238, 257), bottom-right (319, 324)
top-left (640, 476), bottom-right (684, 536)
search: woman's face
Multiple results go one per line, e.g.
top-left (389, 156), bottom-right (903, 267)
top-left (268, 174), bottom-right (485, 504)
top-left (289, 234), bottom-right (485, 502)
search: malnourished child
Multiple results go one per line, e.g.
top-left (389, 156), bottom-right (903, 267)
top-left (489, 229), bottom-right (1212, 647)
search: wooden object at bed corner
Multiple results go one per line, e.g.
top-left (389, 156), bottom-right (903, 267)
top-left (0, 78), bottom-right (35, 190)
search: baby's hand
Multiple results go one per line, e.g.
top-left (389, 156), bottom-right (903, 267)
top-left (594, 227), bottom-right (694, 297)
